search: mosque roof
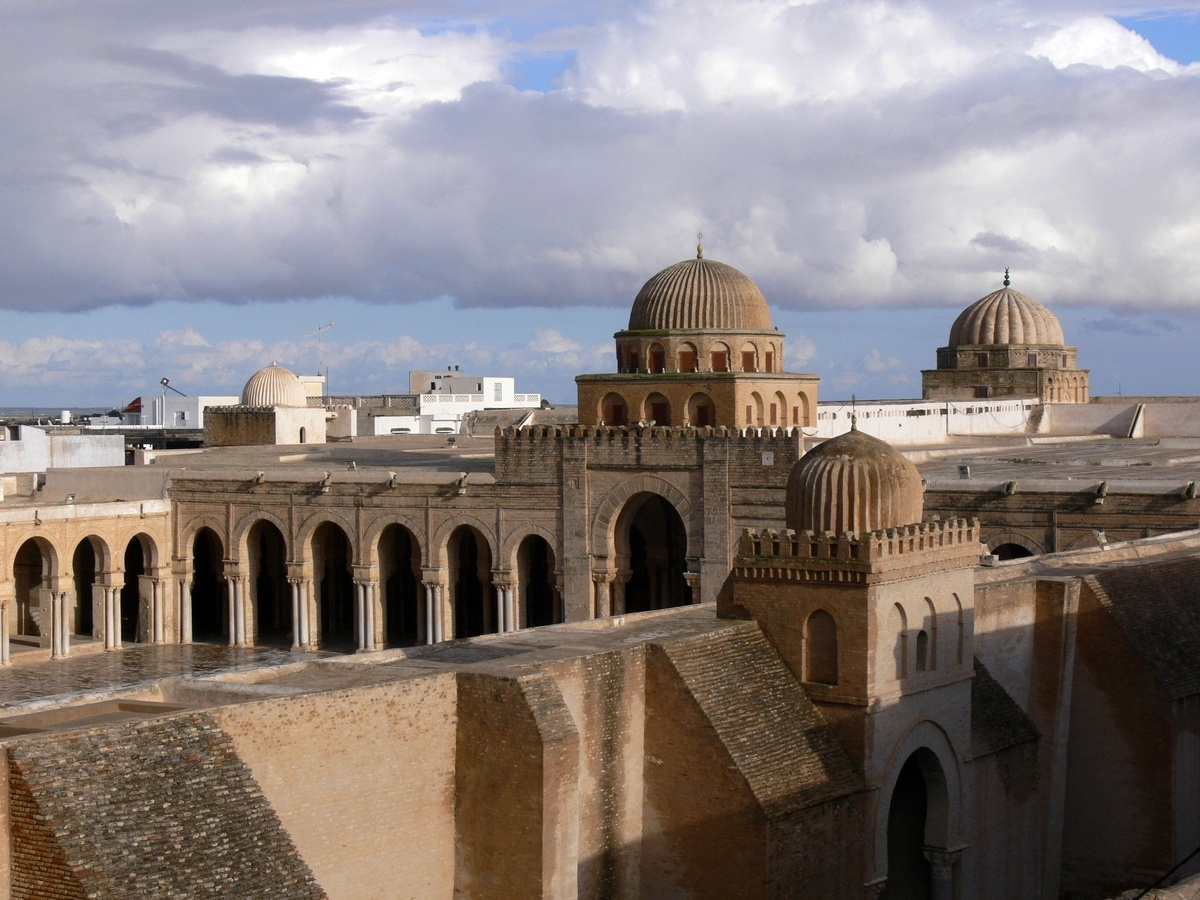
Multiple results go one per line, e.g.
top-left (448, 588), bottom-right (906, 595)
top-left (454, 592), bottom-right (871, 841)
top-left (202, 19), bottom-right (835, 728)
top-left (627, 249), bottom-right (773, 332)
top-left (785, 427), bottom-right (924, 535)
top-left (241, 364), bottom-right (307, 408)
top-left (948, 278), bottom-right (1065, 348)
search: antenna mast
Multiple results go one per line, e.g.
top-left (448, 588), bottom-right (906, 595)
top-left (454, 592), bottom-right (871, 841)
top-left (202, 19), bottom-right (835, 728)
top-left (304, 322), bottom-right (335, 375)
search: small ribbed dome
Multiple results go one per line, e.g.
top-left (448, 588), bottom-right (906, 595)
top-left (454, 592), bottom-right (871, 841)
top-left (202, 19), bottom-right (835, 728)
top-left (786, 429), bottom-right (924, 535)
top-left (241, 364), bottom-right (307, 407)
top-left (948, 286), bottom-right (1065, 348)
top-left (628, 257), bottom-right (773, 332)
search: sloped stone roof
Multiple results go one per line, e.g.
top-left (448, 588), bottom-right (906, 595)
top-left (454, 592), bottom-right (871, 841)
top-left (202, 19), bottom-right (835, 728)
top-left (1085, 555), bottom-right (1200, 700)
top-left (971, 658), bottom-right (1040, 757)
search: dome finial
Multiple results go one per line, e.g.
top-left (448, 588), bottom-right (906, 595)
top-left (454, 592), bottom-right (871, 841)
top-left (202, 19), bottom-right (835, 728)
top-left (1003, 267), bottom-right (1010, 287)
top-left (696, 232), bottom-right (704, 260)
top-left (851, 394), bottom-right (858, 431)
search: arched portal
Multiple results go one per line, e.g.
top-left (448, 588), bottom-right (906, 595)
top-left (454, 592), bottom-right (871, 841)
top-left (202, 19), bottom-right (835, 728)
top-left (14, 538), bottom-right (51, 637)
top-left (601, 392), bottom-right (629, 427)
top-left (313, 522), bottom-right (354, 649)
top-left (992, 542), bottom-right (1034, 560)
top-left (120, 538), bottom-right (146, 643)
top-left (380, 524), bottom-right (421, 647)
top-left (644, 392), bottom-right (671, 426)
top-left (248, 520), bottom-right (289, 646)
top-left (71, 539), bottom-right (99, 638)
top-left (449, 525), bottom-right (493, 639)
top-left (191, 528), bottom-right (226, 642)
top-left (883, 749), bottom-right (951, 899)
top-left (686, 392), bottom-right (715, 428)
top-left (616, 493), bottom-right (689, 613)
top-left (518, 535), bottom-right (559, 628)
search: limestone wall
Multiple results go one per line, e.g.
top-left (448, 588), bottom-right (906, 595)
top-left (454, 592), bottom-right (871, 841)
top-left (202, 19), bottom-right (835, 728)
top-left (211, 674), bottom-right (458, 899)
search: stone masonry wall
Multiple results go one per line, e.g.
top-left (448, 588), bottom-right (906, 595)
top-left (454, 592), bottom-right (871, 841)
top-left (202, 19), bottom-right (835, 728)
top-left (5, 713), bottom-right (323, 899)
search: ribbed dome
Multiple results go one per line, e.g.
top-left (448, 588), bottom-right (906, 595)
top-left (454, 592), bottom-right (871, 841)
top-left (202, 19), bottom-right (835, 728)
top-left (628, 257), bottom-right (773, 332)
top-left (241, 364), bottom-right (307, 408)
top-left (785, 429), bottom-right (924, 535)
top-left (948, 286), bottom-right (1065, 348)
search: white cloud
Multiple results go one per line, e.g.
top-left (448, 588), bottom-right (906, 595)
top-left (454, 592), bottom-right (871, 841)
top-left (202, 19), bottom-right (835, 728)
top-left (1032, 17), bottom-right (1187, 73)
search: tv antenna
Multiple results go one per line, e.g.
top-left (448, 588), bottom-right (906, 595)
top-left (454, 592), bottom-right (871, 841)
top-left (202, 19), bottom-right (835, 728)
top-left (160, 377), bottom-right (186, 397)
top-left (304, 322), bottom-right (335, 374)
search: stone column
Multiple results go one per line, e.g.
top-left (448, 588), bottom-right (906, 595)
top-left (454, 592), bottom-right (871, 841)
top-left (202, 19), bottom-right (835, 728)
top-left (0, 601), bottom-right (10, 665)
top-left (226, 578), bottom-right (237, 647)
top-left (684, 570), bottom-right (702, 606)
top-left (179, 580), bottom-right (193, 644)
top-left (152, 580), bottom-right (165, 644)
top-left (613, 569), bottom-right (631, 616)
top-left (354, 580), bottom-right (377, 652)
top-left (924, 849), bottom-right (961, 900)
top-left (289, 579), bottom-right (302, 651)
top-left (50, 592), bottom-right (67, 659)
top-left (504, 585), bottom-right (515, 633)
top-left (60, 593), bottom-right (71, 658)
top-left (299, 579), bottom-right (313, 649)
top-left (494, 584), bottom-right (505, 635)
top-left (103, 585), bottom-right (115, 650)
top-left (591, 570), bottom-right (615, 619)
top-left (108, 584), bottom-right (123, 651)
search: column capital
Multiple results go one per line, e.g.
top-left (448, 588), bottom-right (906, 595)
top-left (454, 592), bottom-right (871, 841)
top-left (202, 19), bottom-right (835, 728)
top-left (922, 847), bottom-right (962, 879)
top-left (591, 569), bottom-right (616, 585)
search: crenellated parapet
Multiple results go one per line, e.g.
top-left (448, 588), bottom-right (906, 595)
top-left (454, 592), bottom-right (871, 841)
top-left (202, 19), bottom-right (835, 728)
top-left (495, 424), bottom-right (804, 485)
top-left (734, 518), bottom-right (982, 583)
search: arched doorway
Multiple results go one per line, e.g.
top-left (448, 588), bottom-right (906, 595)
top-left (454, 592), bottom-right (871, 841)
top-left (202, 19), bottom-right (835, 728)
top-left (883, 749), bottom-right (951, 899)
top-left (601, 392), bottom-right (629, 426)
top-left (687, 392), bottom-right (715, 428)
top-left (617, 493), bottom-right (689, 613)
top-left (71, 539), bottom-right (100, 638)
top-left (992, 542), bottom-right (1034, 561)
top-left (191, 528), bottom-right (226, 642)
top-left (380, 524), bottom-right (421, 647)
top-left (644, 392), bottom-right (671, 426)
top-left (449, 526), bottom-right (493, 639)
top-left (13, 538), bottom-right (52, 638)
top-left (313, 522), bottom-right (354, 649)
top-left (120, 538), bottom-right (146, 643)
top-left (518, 535), bottom-right (559, 628)
top-left (248, 520), bottom-right (289, 646)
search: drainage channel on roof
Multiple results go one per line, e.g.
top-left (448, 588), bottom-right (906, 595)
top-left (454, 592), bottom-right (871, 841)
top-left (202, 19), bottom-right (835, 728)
top-left (0, 699), bottom-right (186, 738)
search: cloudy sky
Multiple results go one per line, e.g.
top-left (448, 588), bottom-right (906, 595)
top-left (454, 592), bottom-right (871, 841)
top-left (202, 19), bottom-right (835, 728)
top-left (1, 0), bottom-right (1199, 408)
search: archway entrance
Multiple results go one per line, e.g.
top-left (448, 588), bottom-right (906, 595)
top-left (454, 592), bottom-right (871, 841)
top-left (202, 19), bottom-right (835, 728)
top-left (192, 528), bottom-right (226, 642)
top-left (120, 538), bottom-right (146, 643)
top-left (249, 520), bottom-right (289, 646)
top-left (992, 542), bottom-right (1034, 561)
top-left (71, 539), bottom-right (100, 638)
top-left (883, 750), bottom-right (950, 900)
top-left (617, 493), bottom-right (689, 613)
top-left (13, 539), bottom-right (50, 638)
top-left (314, 522), bottom-right (354, 649)
top-left (519, 535), bottom-right (559, 628)
top-left (449, 526), bottom-right (493, 639)
top-left (380, 524), bottom-right (421, 647)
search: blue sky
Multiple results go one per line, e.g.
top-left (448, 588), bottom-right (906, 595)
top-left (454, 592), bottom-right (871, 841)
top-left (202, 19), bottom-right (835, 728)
top-left (1, 1), bottom-right (1199, 407)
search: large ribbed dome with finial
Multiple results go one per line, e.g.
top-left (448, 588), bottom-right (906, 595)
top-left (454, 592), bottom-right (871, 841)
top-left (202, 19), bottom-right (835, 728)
top-left (948, 276), bottom-right (1065, 348)
top-left (628, 247), bottom-right (773, 332)
top-left (241, 363), bottom-right (307, 408)
top-left (786, 428), bottom-right (924, 535)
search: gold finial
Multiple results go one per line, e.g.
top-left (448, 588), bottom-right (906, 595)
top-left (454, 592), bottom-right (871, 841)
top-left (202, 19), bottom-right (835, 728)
top-left (696, 232), bottom-right (704, 260)
top-left (1003, 267), bottom-right (1010, 287)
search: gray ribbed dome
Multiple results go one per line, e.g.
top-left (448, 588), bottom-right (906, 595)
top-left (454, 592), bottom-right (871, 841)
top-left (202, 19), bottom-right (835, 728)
top-left (628, 257), bottom-right (773, 332)
top-left (786, 429), bottom-right (924, 535)
top-left (241, 364), bottom-right (307, 407)
top-left (948, 286), bottom-right (1065, 348)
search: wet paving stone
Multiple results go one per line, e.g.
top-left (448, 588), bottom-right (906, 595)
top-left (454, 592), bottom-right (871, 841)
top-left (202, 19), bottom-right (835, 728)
top-left (0, 643), bottom-right (330, 709)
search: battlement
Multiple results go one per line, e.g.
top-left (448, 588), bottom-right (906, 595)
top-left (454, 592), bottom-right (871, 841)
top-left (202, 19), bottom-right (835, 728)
top-left (495, 424), bottom-right (804, 484)
top-left (734, 518), bottom-right (979, 566)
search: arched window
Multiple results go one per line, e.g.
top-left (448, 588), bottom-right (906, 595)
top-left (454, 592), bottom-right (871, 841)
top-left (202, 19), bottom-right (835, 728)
top-left (710, 344), bottom-right (730, 373)
top-left (648, 343), bottom-right (666, 374)
top-left (644, 393), bottom-right (671, 426)
top-left (299, 427), bottom-right (307, 444)
top-left (915, 630), bottom-right (929, 672)
top-left (678, 343), bottom-right (698, 373)
top-left (601, 393), bottom-right (629, 426)
top-left (804, 609), bottom-right (838, 685)
top-left (953, 594), bottom-right (964, 665)
top-left (892, 603), bottom-right (908, 679)
top-left (924, 597), bottom-right (937, 672)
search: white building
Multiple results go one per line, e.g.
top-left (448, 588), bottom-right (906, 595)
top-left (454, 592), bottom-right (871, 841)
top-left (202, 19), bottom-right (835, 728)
top-left (354, 368), bottom-right (542, 436)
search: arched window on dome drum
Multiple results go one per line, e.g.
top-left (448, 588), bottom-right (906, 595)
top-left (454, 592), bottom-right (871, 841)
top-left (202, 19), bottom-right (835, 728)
top-left (764, 349), bottom-right (774, 373)
top-left (915, 630), bottom-right (929, 672)
top-left (804, 609), bottom-right (838, 685)
top-left (741, 343), bottom-right (757, 373)
top-left (648, 344), bottom-right (666, 374)
top-left (628, 349), bottom-right (640, 373)
top-left (711, 345), bottom-right (730, 373)
top-left (601, 393), bottom-right (628, 427)
top-left (678, 343), bottom-right (698, 373)
top-left (977, 352), bottom-right (989, 368)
